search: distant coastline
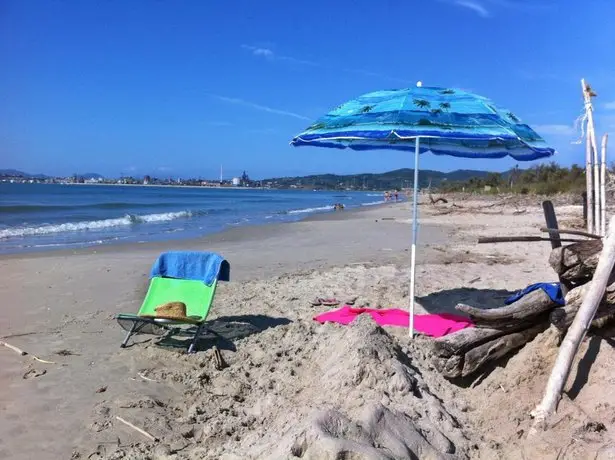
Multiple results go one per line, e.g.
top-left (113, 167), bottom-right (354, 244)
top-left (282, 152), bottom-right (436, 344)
top-left (62, 182), bottom-right (267, 190)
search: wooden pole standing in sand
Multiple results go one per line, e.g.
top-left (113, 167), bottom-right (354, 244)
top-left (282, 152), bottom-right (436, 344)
top-left (531, 215), bottom-right (615, 429)
top-left (601, 134), bottom-right (608, 236)
top-left (582, 79), bottom-right (595, 234)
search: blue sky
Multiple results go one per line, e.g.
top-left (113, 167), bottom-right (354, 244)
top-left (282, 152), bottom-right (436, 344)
top-left (1, 0), bottom-right (614, 179)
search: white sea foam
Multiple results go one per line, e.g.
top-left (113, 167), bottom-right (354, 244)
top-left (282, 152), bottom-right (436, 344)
top-left (0, 211), bottom-right (192, 239)
top-left (361, 200), bottom-right (386, 206)
top-left (288, 205), bottom-right (334, 214)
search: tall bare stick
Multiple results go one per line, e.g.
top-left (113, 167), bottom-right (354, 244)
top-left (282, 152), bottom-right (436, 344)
top-left (530, 215), bottom-right (615, 431)
top-left (601, 134), bottom-right (608, 236)
top-left (587, 81), bottom-right (601, 234)
top-left (582, 79), bottom-right (595, 234)
top-left (592, 124), bottom-right (601, 235)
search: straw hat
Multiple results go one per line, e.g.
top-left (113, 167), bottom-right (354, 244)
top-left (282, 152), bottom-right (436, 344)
top-left (141, 301), bottom-right (201, 323)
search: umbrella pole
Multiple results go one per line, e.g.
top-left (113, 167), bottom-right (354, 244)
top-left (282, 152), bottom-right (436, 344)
top-left (409, 137), bottom-right (420, 338)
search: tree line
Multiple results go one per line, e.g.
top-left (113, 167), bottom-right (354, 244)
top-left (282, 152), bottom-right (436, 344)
top-left (437, 163), bottom-right (604, 195)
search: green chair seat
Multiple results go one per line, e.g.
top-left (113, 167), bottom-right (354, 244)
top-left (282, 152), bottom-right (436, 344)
top-left (116, 276), bottom-right (221, 353)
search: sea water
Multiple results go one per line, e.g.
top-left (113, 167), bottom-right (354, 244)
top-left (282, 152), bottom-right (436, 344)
top-left (0, 183), bottom-right (386, 254)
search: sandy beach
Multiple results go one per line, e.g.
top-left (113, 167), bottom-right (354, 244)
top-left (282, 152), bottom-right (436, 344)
top-left (2, 195), bottom-right (615, 459)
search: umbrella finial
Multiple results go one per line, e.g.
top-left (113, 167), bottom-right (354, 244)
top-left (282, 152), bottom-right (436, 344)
top-left (416, 81), bottom-right (423, 87)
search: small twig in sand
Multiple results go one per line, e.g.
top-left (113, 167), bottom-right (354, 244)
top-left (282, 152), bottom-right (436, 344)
top-left (1, 341), bottom-right (56, 364)
top-left (213, 346), bottom-right (227, 370)
top-left (469, 277), bottom-right (481, 284)
top-left (1, 341), bottom-right (26, 355)
top-left (115, 416), bottom-right (158, 442)
top-left (137, 372), bottom-right (158, 383)
top-left (32, 356), bottom-right (56, 364)
top-left (1, 332), bottom-right (44, 339)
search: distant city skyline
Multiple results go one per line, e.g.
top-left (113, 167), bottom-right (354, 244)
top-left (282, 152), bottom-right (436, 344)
top-left (1, 0), bottom-right (614, 178)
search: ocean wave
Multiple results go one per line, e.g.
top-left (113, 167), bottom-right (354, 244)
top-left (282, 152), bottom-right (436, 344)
top-left (0, 211), bottom-right (193, 239)
top-left (0, 202), bottom-right (222, 213)
top-left (288, 205), bottom-right (334, 214)
top-left (366, 193), bottom-right (384, 197)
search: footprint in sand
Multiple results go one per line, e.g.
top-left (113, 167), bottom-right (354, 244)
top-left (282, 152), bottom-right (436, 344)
top-left (22, 368), bottom-right (47, 379)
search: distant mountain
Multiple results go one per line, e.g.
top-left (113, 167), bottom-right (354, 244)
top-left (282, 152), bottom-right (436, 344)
top-left (0, 169), bottom-right (49, 179)
top-left (0, 169), bottom-right (104, 180)
top-left (263, 168), bottom-right (506, 190)
top-left (75, 172), bottom-right (104, 180)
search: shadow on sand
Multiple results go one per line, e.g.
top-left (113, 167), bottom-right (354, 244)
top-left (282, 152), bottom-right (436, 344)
top-left (417, 287), bottom-right (516, 315)
top-left (156, 314), bottom-right (292, 352)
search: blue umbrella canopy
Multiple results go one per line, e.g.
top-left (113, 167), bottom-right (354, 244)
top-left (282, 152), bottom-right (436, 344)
top-left (291, 86), bottom-right (555, 161)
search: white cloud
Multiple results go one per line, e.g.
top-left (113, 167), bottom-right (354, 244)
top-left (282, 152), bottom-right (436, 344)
top-left (241, 45), bottom-right (275, 59)
top-left (240, 45), bottom-right (404, 83)
top-left (241, 44), bottom-right (318, 66)
top-left (212, 95), bottom-right (311, 121)
top-left (533, 124), bottom-right (577, 136)
top-left (454, 0), bottom-right (490, 17)
top-left (604, 101), bottom-right (615, 110)
top-left (438, 0), bottom-right (552, 17)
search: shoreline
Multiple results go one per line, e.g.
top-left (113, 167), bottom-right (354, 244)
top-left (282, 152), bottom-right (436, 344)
top-left (0, 200), bottom-right (399, 261)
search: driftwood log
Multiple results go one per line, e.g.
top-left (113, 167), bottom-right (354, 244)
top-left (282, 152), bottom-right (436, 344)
top-left (456, 289), bottom-right (556, 325)
top-left (429, 229), bottom-right (615, 381)
top-left (431, 323), bottom-right (547, 379)
top-left (460, 324), bottom-right (547, 378)
top-left (549, 281), bottom-right (615, 331)
top-left (432, 280), bottom-right (615, 379)
top-left (532, 215), bottom-right (615, 428)
top-left (549, 239), bottom-right (603, 285)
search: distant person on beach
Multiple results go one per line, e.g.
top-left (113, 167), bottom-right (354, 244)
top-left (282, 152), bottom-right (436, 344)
top-left (394, 191), bottom-right (399, 201)
top-left (384, 191), bottom-right (390, 202)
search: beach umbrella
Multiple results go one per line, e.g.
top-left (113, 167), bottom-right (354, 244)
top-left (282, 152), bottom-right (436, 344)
top-left (290, 84), bottom-right (555, 337)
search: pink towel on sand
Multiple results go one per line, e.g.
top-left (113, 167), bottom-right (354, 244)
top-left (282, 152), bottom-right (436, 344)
top-left (313, 305), bottom-right (473, 338)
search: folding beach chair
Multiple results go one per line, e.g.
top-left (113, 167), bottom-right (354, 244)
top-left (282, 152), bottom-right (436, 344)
top-left (116, 251), bottom-right (230, 353)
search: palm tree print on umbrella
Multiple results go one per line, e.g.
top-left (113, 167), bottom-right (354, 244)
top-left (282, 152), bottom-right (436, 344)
top-left (439, 102), bottom-right (451, 111)
top-left (413, 99), bottom-right (431, 109)
top-left (439, 89), bottom-right (456, 95)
